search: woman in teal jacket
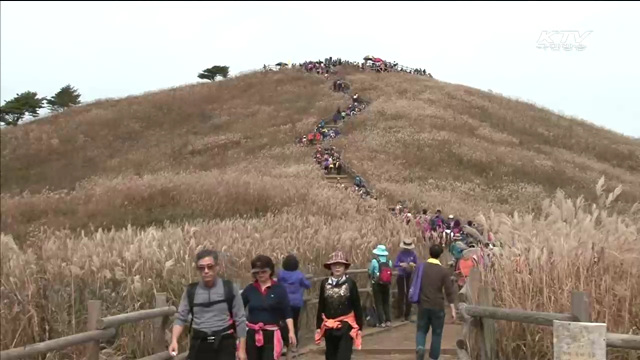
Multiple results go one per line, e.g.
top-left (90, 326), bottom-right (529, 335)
top-left (368, 245), bottom-right (393, 327)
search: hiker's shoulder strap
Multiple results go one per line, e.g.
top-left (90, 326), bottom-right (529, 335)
top-left (222, 279), bottom-right (235, 318)
top-left (186, 282), bottom-right (199, 314)
top-left (186, 282), bottom-right (199, 331)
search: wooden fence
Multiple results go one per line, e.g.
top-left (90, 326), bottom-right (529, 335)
top-left (0, 268), bottom-right (399, 360)
top-left (456, 267), bottom-right (640, 360)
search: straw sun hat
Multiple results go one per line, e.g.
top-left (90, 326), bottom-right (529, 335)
top-left (323, 251), bottom-right (351, 270)
top-left (399, 238), bottom-right (415, 249)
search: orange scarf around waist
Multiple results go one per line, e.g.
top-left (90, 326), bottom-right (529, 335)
top-left (314, 311), bottom-right (362, 350)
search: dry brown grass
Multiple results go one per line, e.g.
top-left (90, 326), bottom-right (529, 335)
top-left (1, 67), bottom-right (639, 359)
top-left (334, 68), bottom-right (640, 217)
top-left (1, 70), bottom-right (347, 240)
top-left (0, 187), bottom-right (416, 356)
top-left (484, 181), bottom-right (640, 360)
top-left (0, 69), bottom-right (344, 195)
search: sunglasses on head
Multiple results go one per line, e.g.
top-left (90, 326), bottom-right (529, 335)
top-left (197, 264), bottom-right (215, 272)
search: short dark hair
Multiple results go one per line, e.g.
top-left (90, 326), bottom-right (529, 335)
top-left (282, 254), bottom-right (299, 271)
top-left (251, 255), bottom-right (275, 277)
top-left (429, 244), bottom-right (444, 259)
top-left (422, 209), bottom-right (427, 215)
top-left (195, 249), bottom-right (219, 264)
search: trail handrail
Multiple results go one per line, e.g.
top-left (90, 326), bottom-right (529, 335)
top-left (97, 306), bottom-right (177, 330)
top-left (456, 268), bottom-right (640, 359)
top-left (459, 303), bottom-right (640, 351)
top-left (0, 329), bottom-right (116, 360)
top-left (0, 267), bottom-right (397, 359)
top-left (458, 303), bottom-right (577, 326)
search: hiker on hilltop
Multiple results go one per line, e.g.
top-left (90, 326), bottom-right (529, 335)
top-left (410, 244), bottom-right (456, 360)
top-left (368, 245), bottom-right (393, 328)
top-left (394, 239), bottom-right (418, 321)
top-left (242, 255), bottom-right (296, 360)
top-left (277, 254), bottom-right (311, 360)
top-left (315, 251), bottom-right (364, 360)
top-left (169, 249), bottom-right (248, 360)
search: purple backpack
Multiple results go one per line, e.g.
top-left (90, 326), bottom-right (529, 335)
top-left (408, 262), bottom-right (425, 304)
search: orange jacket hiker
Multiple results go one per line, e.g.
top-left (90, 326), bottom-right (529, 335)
top-left (315, 311), bottom-right (362, 350)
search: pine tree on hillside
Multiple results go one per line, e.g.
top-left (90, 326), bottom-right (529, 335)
top-left (46, 84), bottom-right (82, 112)
top-left (197, 65), bottom-right (230, 82)
top-left (0, 91), bottom-right (46, 126)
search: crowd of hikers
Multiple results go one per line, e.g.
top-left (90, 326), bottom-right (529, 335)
top-left (171, 236), bottom-right (463, 360)
top-left (169, 60), bottom-right (473, 358)
top-left (264, 56), bottom-right (434, 79)
top-left (391, 203), bottom-right (499, 294)
top-left (289, 59), bottom-right (376, 201)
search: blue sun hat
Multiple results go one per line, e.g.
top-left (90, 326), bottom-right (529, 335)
top-left (372, 245), bottom-right (389, 256)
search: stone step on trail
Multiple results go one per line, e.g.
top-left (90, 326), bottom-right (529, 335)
top-left (324, 174), bottom-right (351, 184)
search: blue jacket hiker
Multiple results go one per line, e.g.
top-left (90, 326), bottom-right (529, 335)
top-left (368, 245), bottom-right (393, 327)
top-left (277, 254), bottom-right (311, 346)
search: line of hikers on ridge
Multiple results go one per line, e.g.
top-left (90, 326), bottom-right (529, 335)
top-left (263, 55), bottom-right (434, 80)
top-left (169, 240), bottom-right (456, 360)
top-left (363, 61), bottom-right (433, 78)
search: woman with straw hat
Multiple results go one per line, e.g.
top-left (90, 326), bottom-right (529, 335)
top-left (368, 245), bottom-right (393, 328)
top-left (315, 251), bottom-right (363, 360)
top-left (394, 239), bottom-right (418, 321)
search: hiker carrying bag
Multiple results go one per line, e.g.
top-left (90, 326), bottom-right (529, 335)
top-left (408, 262), bottom-right (425, 304)
top-left (375, 258), bottom-right (393, 285)
top-left (186, 279), bottom-right (236, 333)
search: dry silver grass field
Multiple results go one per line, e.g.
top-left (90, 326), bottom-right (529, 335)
top-left (334, 68), bottom-right (640, 216)
top-left (1, 68), bottom-right (639, 359)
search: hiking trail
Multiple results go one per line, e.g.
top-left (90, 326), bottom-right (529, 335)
top-left (297, 65), bottom-right (460, 358)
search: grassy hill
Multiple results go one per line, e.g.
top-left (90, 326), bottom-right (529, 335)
top-left (1, 70), bottom-right (349, 238)
top-left (1, 66), bottom-right (638, 358)
top-left (333, 67), bottom-right (640, 216)
top-left (3, 67), bottom-right (638, 238)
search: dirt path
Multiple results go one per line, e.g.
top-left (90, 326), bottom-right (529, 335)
top-left (298, 317), bottom-right (460, 359)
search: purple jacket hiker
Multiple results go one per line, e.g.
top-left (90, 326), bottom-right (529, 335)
top-left (277, 269), bottom-right (311, 308)
top-left (394, 249), bottom-right (418, 278)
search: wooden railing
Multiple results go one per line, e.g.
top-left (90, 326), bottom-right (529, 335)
top-left (0, 268), bottom-right (399, 360)
top-left (455, 267), bottom-right (640, 360)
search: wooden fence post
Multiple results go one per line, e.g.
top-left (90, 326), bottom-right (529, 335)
top-left (570, 291), bottom-right (591, 322)
top-left (465, 268), bottom-right (486, 360)
top-left (86, 300), bottom-right (102, 360)
top-left (154, 293), bottom-right (168, 353)
top-left (479, 286), bottom-right (497, 360)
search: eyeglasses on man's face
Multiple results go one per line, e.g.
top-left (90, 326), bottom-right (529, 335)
top-left (197, 263), bottom-right (216, 272)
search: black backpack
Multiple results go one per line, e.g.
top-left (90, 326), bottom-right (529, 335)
top-left (186, 279), bottom-right (236, 333)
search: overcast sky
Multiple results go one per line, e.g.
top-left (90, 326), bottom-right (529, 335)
top-left (1, 1), bottom-right (639, 136)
